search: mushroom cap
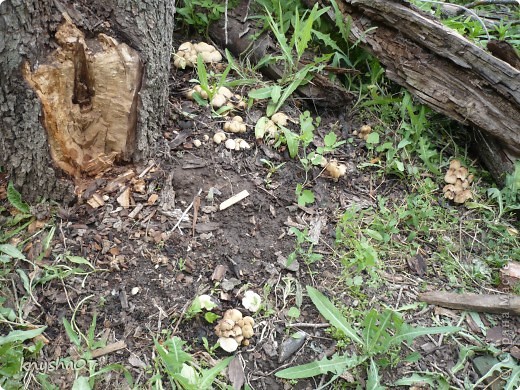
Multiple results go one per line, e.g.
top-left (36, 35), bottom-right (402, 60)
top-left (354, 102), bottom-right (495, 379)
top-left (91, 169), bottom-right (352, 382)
top-left (218, 87), bottom-right (233, 99)
top-left (219, 318), bottom-right (235, 331)
top-left (242, 316), bottom-right (255, 327)
top-left (174, 56), bottom-right (187, 69)
top-left (218, 337), bottom-right (239, 353)
top-left (234, 335), bottom-right (244, 344)
top-left (213, 132), bottom-right (227, 144)
top-left (242, 324), bottom-right (254, 338)
top-left (178, 42), bottom-right (194, 53)
top-left (223, 309), bottom-right (243, 322)
top-left (211, 94), bottom-right (227, 108)
top-left (232, 116), bottom-right (243, 123)
top-left (444, 170), bottom-right (458, 184)
top-left (200, 51), bottom-right (222, 63)
top-left (449, 159), bottom-right (461, 169)
top-left (454, 189), bottom-right (472, 204)
top-left (193, 42), bottom-right (214, 53)
top-left (271, 112), bottom-right (289, 126)
top-left (225, 139), bottom-right (236, 150)
top-left (232, 325), bottom-right (242, 336)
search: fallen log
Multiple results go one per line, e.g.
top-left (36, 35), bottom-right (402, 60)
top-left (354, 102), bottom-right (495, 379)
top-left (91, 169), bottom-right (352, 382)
top-left (305, 0), bottom-right (520, 182)
top-left (418, 291), bottom-right (520, 316)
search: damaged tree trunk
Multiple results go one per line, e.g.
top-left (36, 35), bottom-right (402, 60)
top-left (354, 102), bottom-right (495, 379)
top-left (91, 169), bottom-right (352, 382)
top-left (0, 0), bottom-right (175, 202)
top-left (310, 0), bottom-right (520, 182)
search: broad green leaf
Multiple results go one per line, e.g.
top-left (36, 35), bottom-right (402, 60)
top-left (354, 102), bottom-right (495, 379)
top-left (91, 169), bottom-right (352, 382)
top-left (283, 128), bottom-right (299, 158)
top-left (0, 326), bottom-right (46, 346)
top-left (366, 358), bottom-right (385, 390)
top-left (366, 132), bottom-right (379, 145)
top-left (0, 244), bottom-right (25, 260)
top-left (324, 132), bottom-right (337, 148)
top-left (394, 373), bottom-right (449, 390)
top-left (7, 182), bottom-right (30, 214)
top-left (199, 356), bottom-right (233, 388)
top-left (154, 336), bottom-right (192, 375)
top-left (270, 85), bottom-right (282, 104)
top-left (255, 116), bottom-right (269, 139)
top-left (66, 255), bottom-right (95, 270)
top-left (392, 324), bottom-right (460, 346)
top-left (306, 286), bottom-right (363, 345)
top-left (62, 318), bottom-right (81, 347)
top-left (287, 306), bottom-right (300, 319)
top-left (249, 87), bottom-right (274, 100)
top-left (275, 353), bottom-right (360, 379)
top-left (71, 376), bottom-right (91, 390)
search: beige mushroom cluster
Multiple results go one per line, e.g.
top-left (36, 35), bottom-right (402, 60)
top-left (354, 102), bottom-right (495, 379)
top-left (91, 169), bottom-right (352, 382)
top-left (354, 125), bottom-right (372, 140)
top-left (186, 86), bottom-right (246, 110)
top-left (214, 309), bottom-right (255, 352)
top-left (174, 42), bottom-right (222, 69)
top-left (443, 159), bottom-right (473, 204)
top-left (224, 116), bottom-right (246, 133)
top-left (255, 114), bottom-right (289, 140)
top-left (225, 138), bottom-right (251, 151)
top-left (320, 157), bottom-right (347, 180)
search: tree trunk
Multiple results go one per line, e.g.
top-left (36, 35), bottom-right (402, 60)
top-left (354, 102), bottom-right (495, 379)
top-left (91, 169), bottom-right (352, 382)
top-left (305, 0), bottom-right (519, 183)
top-left (0, 0), bottom-right (175, 202)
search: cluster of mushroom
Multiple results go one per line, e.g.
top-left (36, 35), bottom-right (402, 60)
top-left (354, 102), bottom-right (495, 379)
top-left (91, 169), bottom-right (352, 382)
top-left (443, 159), bottom-right (473, 204)
top-left (214, 309), bottom-right (255, 352)
top-left (255, 113), bottom-right (290, 139)
top-left (213, 132), bottom-right (250, 151)
top-left (224, 116), bottom-right (247, 133)
top-left (174, 42), bottom-right (222, 69)
top-left (320, 157), bottom-right (347, 180)
top-left (354, 125), bottom-right (372, 141)
top-left (186, 86), bottom-right (247, 110)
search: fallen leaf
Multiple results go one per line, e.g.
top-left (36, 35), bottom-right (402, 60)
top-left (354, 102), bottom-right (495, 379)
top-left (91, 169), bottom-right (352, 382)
top-left (228, 355), bottom-right (245, 390)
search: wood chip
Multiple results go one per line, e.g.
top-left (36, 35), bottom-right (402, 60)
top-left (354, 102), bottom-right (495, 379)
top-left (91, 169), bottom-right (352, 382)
top-left (219, 190), bottom-right (249, 211)
top-left (116, 187), bottom-right (131, 208)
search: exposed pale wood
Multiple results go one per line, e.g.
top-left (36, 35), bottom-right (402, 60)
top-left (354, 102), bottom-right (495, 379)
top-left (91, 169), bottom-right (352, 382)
top-left (219, 190), bottom-right (250, 211)
top-left (418, 291), bottom-right (520, 315)
top-left (0, 0), bottom-right (175, 201)
top-left (23, 18), bottom-right (142, 177)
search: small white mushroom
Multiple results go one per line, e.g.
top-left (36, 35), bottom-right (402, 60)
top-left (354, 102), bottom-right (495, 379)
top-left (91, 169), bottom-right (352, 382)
top-left (325, 160), bottom-right (347, 180)
top-left (193, 139), bottom-right (202, 147)
top-left (217, 87), bottom-right (233, 99)
top-left (242, 290), bottom-right (262, 312)
top-left (271, 112), bottom-right (289, 126)
top-left (213, 132), bottom-right (227, 144)
top-left (211, 94), bottom-right (227, 108)
top-left (197, 294), bottom-right (216, 310)
top-left (225, 139), bottom-right (236, 150)
top-left (236, 139), bottom-right (250, 150)
top-left (218, 337), bottom-right (239, 353)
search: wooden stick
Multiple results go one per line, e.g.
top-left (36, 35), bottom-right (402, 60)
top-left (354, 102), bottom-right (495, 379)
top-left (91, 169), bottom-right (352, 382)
top-left (219, 190), bottom-right (249, 211)
top-left (90, 340), bottom-right (127, 359)
top-left (418, 291), bottom-right (520, 315)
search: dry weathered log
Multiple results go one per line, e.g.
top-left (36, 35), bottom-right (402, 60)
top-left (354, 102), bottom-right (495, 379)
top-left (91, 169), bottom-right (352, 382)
top-left (304, 0), bottom-right (519, 181)
top-left (418, 291), bottom-right (520, 316)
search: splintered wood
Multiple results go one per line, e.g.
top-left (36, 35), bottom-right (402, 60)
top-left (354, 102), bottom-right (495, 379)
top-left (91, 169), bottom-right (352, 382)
top-left (23, 16), bottom-right (142, 177)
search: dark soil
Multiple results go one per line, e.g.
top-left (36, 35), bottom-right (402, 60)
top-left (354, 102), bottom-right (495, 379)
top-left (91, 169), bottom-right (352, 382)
top-left (3, 35), bottom-right (518, 390)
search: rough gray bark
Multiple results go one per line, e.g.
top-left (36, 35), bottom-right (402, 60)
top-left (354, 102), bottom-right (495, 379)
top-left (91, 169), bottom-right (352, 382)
top-left (0, 0), bottom-right (175, 202)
